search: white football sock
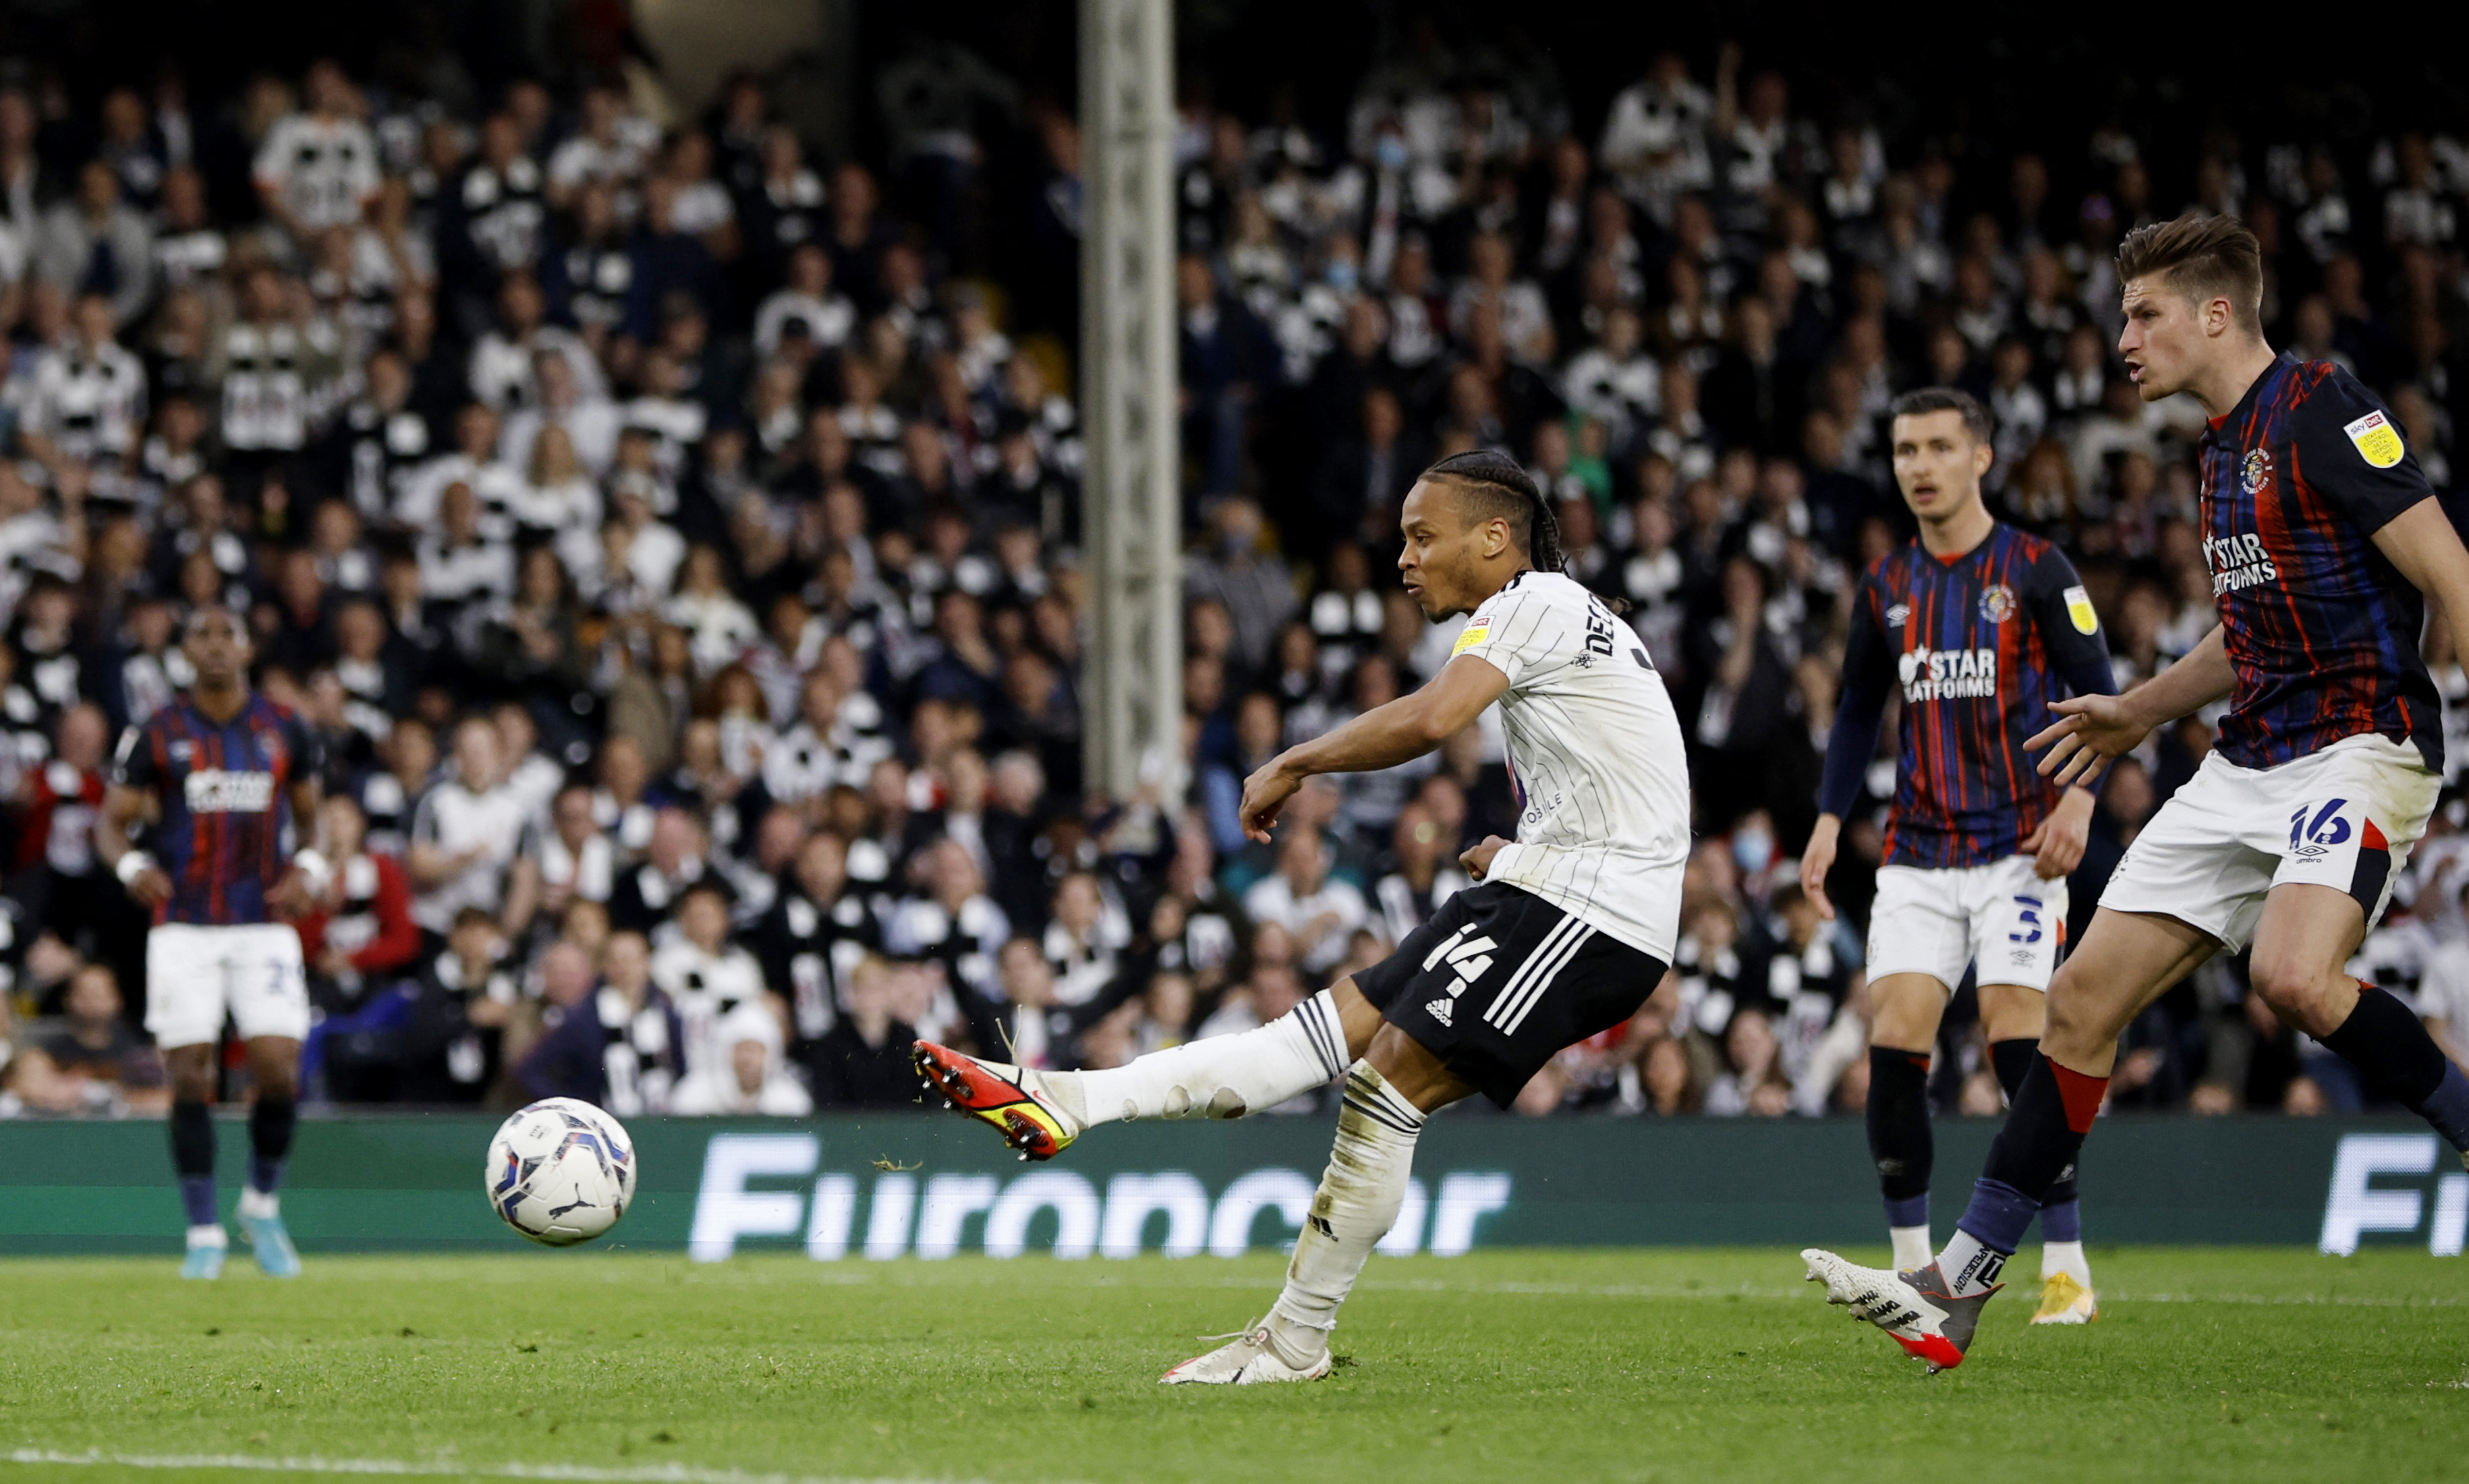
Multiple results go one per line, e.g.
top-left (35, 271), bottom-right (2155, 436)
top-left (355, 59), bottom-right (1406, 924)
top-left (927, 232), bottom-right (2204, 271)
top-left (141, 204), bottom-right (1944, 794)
top-left (1054, 989), bottom-right (1350, 1128)
top-left (1264, 1062), bottom-right (1426, 1363)
top-left (2041, 1238), bottom-right (2091, 1288)
top-left (186, 1224), bottom-right (227, 1249)
top-left (237, 1187), bottom-right (280, 1221)
top-left (1890, 1224), bottom-right (1933, 1273)
top-left (1935, 1228), bottom-right (2009, 1298)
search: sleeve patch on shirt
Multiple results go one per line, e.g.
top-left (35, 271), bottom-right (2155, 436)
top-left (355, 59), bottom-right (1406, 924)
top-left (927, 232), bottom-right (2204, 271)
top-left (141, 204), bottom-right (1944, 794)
top-left (2062, 585), bottom-right (2099, 635)
top-left (2344, 409), bottom-right (2406, 469)
top-left (1451, 622), bottom-right (1491, 656)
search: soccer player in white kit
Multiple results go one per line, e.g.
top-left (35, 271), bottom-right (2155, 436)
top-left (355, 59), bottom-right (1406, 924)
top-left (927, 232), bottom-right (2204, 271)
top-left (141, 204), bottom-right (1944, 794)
top-left (915, 451), bottom-right (1693, 1382)
top-left (97, 607), bottom-right (329, 1279)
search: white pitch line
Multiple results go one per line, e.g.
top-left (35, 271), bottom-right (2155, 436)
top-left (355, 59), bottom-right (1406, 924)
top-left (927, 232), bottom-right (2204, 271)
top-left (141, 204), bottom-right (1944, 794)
top-left (2, 1451), bottom-right (1037, 1484)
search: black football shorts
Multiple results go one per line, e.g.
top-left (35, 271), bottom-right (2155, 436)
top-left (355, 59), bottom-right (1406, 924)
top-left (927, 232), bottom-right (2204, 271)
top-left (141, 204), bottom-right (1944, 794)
top-left (1353, 880), bottom-right (1667, 1108)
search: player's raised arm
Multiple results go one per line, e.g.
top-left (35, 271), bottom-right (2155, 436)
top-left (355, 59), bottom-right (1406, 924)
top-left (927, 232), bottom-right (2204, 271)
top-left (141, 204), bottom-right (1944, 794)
top-left (1238, 652), bottom-right (1509, 843)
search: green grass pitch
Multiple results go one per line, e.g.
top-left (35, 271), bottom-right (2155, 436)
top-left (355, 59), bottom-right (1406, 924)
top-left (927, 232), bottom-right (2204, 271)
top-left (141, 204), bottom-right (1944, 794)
top-left (2, 1248), bottom-right (2464, 1483)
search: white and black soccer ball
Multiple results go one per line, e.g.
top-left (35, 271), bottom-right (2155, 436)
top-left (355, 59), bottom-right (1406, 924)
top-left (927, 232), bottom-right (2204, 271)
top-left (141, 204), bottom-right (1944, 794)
top-left (485, 1098), bottom-right (637, 1246)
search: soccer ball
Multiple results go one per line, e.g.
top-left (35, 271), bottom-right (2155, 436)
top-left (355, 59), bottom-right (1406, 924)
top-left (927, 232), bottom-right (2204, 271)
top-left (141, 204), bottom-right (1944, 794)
top-left (485, 1098), bottom-right (637, 1246)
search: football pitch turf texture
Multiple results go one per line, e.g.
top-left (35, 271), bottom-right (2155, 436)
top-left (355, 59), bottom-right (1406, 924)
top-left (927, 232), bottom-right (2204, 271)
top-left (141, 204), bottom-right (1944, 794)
top-left (1, 1249), bottom-right (2463, 1483)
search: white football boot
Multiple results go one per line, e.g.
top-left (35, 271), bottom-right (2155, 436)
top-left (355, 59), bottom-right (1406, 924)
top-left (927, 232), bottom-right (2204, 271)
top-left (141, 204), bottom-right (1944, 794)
top-left (1160, 1323), bottom-right (1333, 1385)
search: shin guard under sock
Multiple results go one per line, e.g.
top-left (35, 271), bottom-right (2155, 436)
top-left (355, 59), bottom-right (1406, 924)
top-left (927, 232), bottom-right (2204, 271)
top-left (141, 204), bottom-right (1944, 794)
top-left (1266, 1063), bottom-right (1425, 1360)
top-left (171, 1100), bottom-right (218, 1228)
top-left (1948, 1052), bottom-right (2103, 1287)
top-left (1865, 1046), bottom-right (1933, 1230)
top-left (248, 1095), bottom-right (297, 1195)
top-left (1991, 1037), bottom-right (2081, 1216)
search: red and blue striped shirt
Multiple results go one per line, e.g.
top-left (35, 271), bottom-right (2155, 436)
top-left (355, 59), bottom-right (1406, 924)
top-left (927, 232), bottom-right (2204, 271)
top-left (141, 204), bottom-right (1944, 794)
top-left (1822, 523), bottom-right (2116, 869)
top-left (111, 693), bottom-right (320, 926)
top-left (2199, 354), bottom-right (2441, 772)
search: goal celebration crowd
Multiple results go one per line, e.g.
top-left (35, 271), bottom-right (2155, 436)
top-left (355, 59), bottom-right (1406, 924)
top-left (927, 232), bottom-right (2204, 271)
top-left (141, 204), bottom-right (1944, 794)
top-left (2, 22), bottom-right (2468, 1123)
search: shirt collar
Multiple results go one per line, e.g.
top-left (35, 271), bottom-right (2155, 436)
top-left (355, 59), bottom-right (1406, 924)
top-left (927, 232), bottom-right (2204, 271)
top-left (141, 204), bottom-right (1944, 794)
top-left (2204, 351), bottom-right (2294, 445)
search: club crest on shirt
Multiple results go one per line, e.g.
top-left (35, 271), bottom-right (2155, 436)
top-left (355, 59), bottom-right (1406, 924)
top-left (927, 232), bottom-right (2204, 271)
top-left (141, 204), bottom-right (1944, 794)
top-left (2344, 410), bottom-right (2405, 469)
top-left (2241, 447), bottom-right (2272, 496)
top-left (1977, 584), bottom-right (2016, 624)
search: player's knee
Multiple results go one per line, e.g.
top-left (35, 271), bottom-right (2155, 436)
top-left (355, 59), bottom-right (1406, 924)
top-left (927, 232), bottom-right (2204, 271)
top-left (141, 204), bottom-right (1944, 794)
top-left (2247, 951), bottom-right (2345, 1029)
top-left (1865, 977), bottom-right (1943, 1052)
top-left (2039, 972), bottom-right (2118, 1054)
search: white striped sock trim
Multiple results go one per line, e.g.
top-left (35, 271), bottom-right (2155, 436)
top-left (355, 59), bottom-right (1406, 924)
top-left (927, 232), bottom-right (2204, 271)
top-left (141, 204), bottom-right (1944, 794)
top-left (1489, 923), bottom-right (1595, 1037)
top-left (1480, 914), bottom-right (1582, 1029)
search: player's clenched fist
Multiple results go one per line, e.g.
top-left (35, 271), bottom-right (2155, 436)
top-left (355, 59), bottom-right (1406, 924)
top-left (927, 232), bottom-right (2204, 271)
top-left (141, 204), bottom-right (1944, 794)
top-left (1458, 835), bottom-right (1510, 880)
top-left (1237, 762), bottom-right (1301, 843)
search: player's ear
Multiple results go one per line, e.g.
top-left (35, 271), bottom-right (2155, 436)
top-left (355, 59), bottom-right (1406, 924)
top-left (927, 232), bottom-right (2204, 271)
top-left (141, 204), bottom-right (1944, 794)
top-left (1972, 436), bottom-right (1993, 482)
top-left (1481, 515), bottom-right (1510, 559)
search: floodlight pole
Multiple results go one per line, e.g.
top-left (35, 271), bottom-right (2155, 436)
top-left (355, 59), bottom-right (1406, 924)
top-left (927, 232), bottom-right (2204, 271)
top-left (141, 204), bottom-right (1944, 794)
top-left (1079, 0), bottom-right (1183, 809)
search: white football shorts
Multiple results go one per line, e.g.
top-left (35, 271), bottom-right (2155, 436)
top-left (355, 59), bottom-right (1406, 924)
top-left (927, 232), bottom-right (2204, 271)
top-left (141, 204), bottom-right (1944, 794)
top-left (2100, 733), bottom-right (2439, 952)
top-left (144, 921), bottom-right (312, 1049)
top-left (1867, 853), bottom-right (2066, 993)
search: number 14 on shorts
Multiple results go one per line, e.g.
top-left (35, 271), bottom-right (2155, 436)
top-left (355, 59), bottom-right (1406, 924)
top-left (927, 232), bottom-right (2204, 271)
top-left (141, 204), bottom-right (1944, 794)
top-left (1422, 923), bottom-right (1498, 1000)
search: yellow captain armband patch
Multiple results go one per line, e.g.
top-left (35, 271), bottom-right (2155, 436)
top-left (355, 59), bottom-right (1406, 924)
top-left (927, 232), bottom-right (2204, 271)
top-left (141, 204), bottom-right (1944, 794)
top-left (1452, 622), bottom-right (1491, 657)
top-left (2344, 409), bottom-right (2405, 469)
top-left (2062, 584), bottom-right (2099, 635)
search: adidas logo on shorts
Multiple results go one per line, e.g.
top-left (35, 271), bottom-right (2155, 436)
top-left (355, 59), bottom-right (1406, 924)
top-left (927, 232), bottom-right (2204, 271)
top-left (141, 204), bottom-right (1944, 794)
top-left (1425, 998), bottom-right (1454, 1026)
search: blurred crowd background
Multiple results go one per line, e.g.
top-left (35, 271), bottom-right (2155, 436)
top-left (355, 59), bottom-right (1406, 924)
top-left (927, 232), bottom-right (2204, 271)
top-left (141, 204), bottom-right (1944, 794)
top-left (2, 2), bottom-right (2468, 1124)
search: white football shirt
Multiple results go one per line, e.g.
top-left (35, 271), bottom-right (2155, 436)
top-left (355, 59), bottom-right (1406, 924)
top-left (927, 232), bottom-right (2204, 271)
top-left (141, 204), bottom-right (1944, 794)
top-left (1448, 570), bottom-right (1692, 961)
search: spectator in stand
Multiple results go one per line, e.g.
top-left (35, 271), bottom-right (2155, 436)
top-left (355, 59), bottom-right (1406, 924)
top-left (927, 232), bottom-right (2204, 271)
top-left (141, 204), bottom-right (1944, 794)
top-left (804, 952), bottom-right (921, 1107)
top-left (295, 794), bottom-right (422, 998)
top-left (515, 932), bottom-right (683, 1115)
top-left (397, 906), bottom-right (519, 1105)
top-left (4, 964), bottom-right (167, 1114)
top-left (405, 716), bottom-right (530, 946)
top-left (652, 881), bottom-right (774, 1078)
top-left (1242, 829), bottom-right (1369, 975)
top-left (672, 1001), bottom-right (813, 1116)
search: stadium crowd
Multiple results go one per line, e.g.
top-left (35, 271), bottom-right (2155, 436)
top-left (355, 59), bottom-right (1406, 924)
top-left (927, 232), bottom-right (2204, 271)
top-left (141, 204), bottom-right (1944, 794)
top-left (4, 20), bottom-right (2469, 1124)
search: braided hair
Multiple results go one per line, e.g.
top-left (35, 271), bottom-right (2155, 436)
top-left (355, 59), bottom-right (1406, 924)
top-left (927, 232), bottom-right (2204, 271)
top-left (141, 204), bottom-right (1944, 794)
top-left (1423, 449), bottom-right (1564, 574)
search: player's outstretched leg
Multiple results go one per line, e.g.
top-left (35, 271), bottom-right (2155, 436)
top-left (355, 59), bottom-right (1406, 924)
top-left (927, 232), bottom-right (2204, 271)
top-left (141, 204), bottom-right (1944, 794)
top-left (1989, 1037), bottom-right (2095, 1323)
top-left (915, 987), bottom-right (1354, 1160)
top-left (1163, 1062), bottom-right (1427, 1384)
top-left (234, 1037), bottom-right (304, 1278)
